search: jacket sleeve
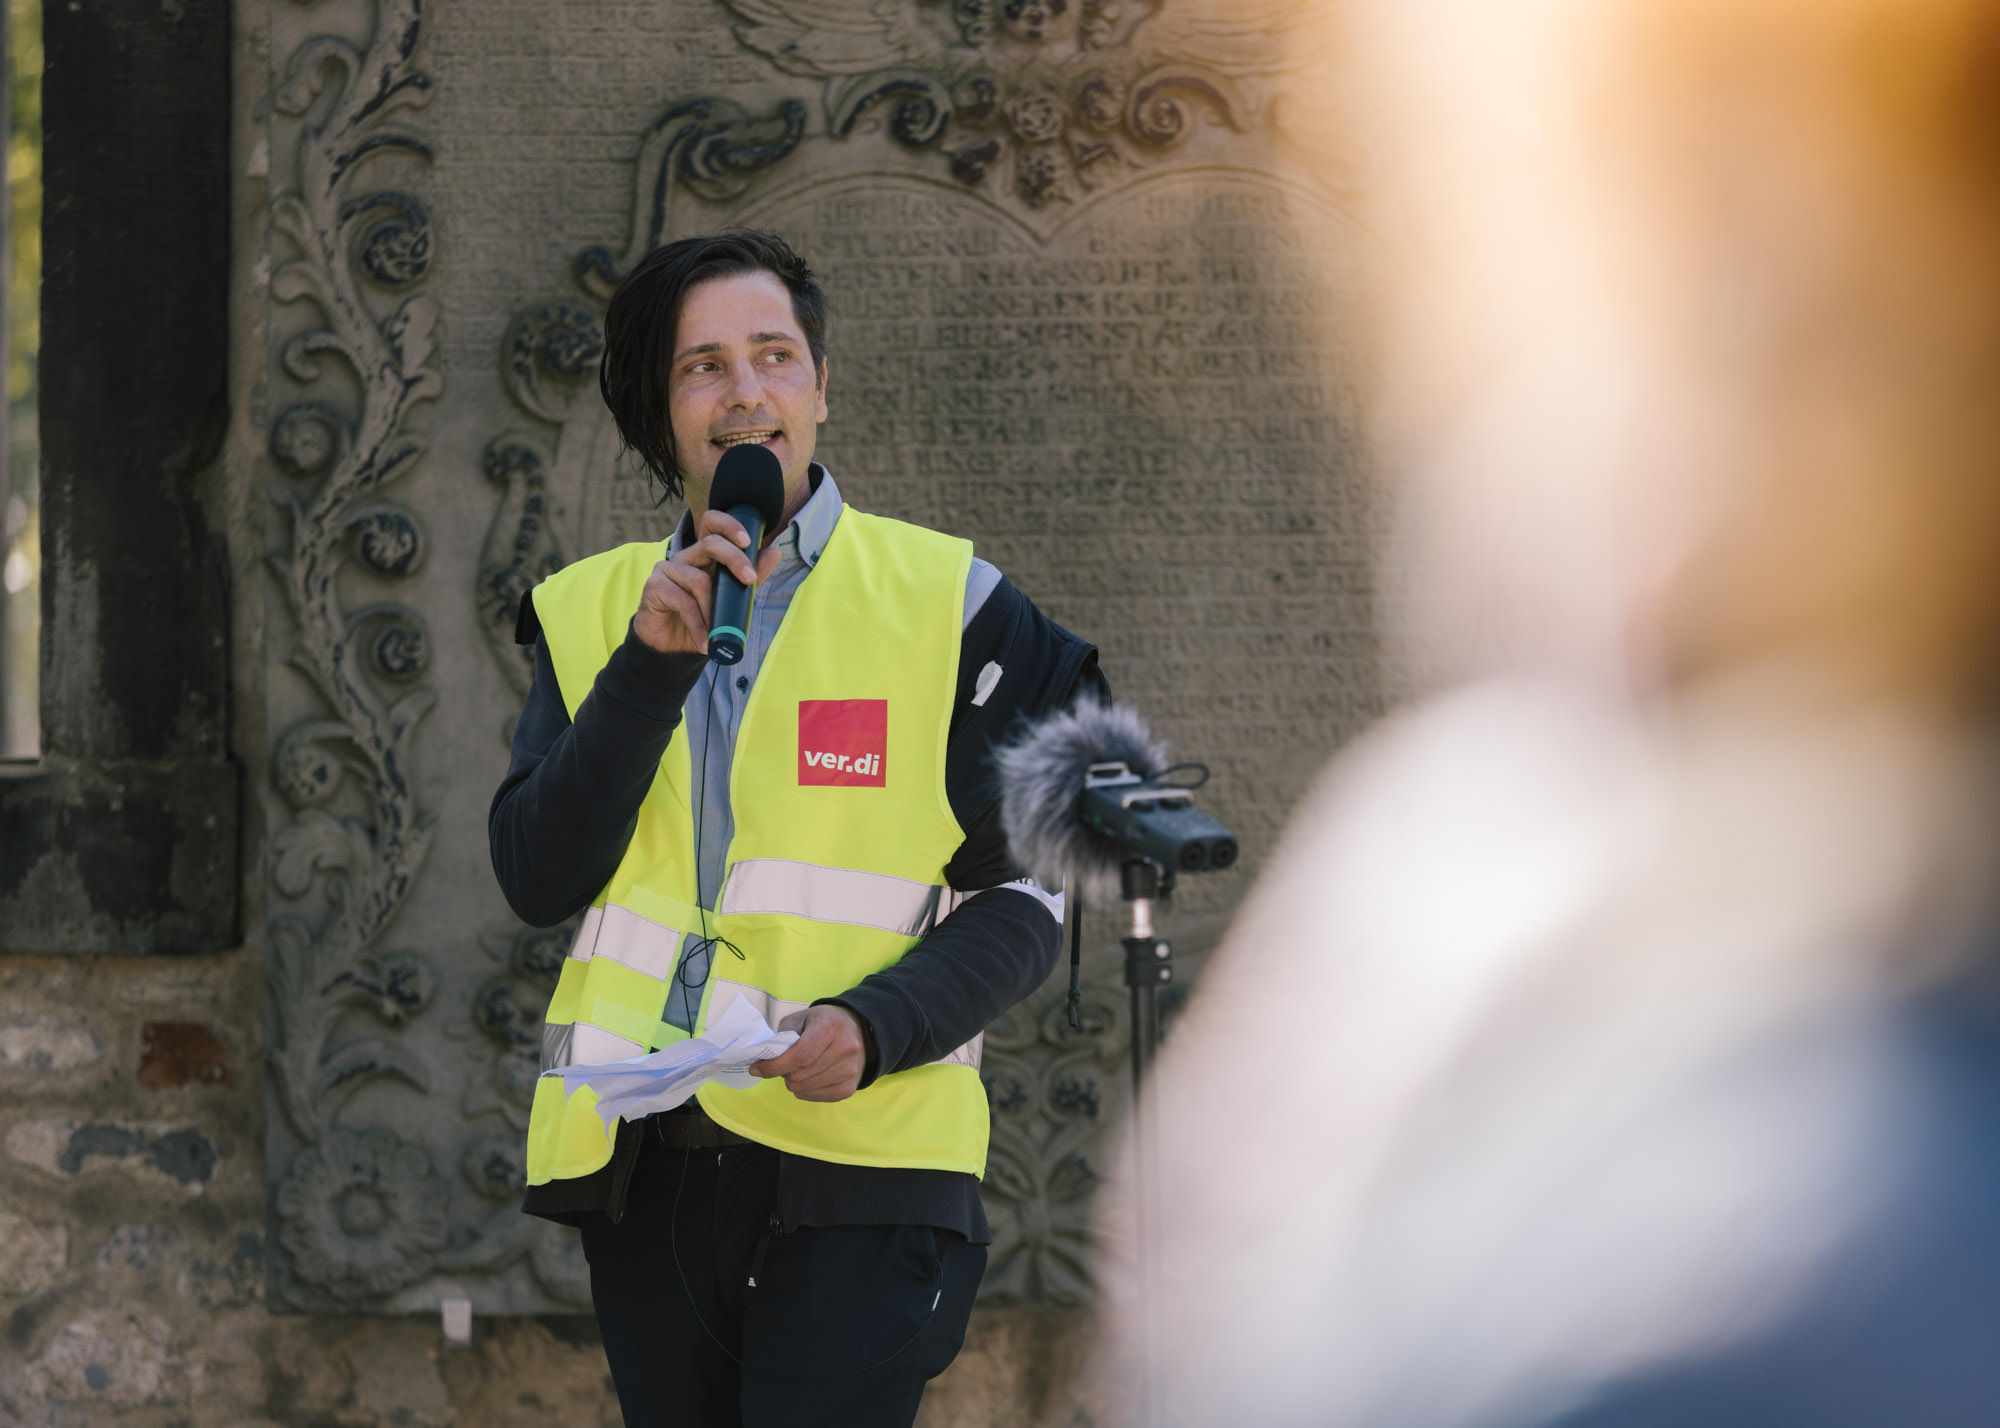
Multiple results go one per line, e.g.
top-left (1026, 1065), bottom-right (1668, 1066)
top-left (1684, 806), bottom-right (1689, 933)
top-left (823, 576), bottom-right (1107, 1080)
top-left (487, 607), bottom-right (708, 928)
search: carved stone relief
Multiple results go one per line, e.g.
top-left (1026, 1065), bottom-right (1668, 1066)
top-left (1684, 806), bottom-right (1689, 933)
top-left (262, 0), bottom-right (441, 1313)
top-left (262, 0), bottom-right (592, 1314)
top-left (476, 0), bottom-right (1373, 1311)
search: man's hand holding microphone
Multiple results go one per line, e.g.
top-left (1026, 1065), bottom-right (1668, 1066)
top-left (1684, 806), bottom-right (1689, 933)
top-left (632, 508), bottom-right (781, 657)
top-left (632, 442), bottom-right (789, 660)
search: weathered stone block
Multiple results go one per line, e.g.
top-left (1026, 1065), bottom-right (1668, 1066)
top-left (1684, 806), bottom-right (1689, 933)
top-left (919, 1306), bottom-right (1109, 1427)
top-left (95, 1223), bottom-right (183, 1274)
top-left (351, 1334), bottom-right (453, 1427)
top-left (0, 1211), bottom-right (69, 1298)
top-left (0, 1017), bottom-right (103, 1074)
top-left (3, 1118), bottom-right (222, 1190)
top-left (423, 1319), bottom-right (622, 1426)
top-left (138, 1020), bottom-right (236, 1088)
top-left (23, 1309), bottom-right (192, 1410)
top-left (117, 972), bottom-right (225, 1009)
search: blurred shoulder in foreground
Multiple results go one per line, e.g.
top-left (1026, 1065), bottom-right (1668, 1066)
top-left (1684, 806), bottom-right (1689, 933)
top-left (1095, 0), bottom-right (2000, 1423)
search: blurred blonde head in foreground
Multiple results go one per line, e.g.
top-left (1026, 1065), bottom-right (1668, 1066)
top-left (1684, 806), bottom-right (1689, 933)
top-left (1098, 0), bottom-right (2000, 1424)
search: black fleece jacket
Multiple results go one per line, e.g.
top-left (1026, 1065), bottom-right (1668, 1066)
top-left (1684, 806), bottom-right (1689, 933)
top-left (491, 574), bottom-right (1105, 1236)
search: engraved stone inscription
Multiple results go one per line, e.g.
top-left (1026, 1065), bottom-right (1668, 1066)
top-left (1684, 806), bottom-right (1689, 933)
top-left (737, 174), bottom-right (1384, 1303)
top-left (751, 173), bottom-right (1382, 905)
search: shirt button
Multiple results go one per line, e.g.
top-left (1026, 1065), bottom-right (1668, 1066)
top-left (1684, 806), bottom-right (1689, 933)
top-left (736, 676), bottom-right (749, 691)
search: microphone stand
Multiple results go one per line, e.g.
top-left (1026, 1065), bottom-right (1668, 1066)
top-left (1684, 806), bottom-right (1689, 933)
top-left (1121, 857), bottom-right (1173, 1093)
top-left (1120, 858), bottom-right (1173, 1428)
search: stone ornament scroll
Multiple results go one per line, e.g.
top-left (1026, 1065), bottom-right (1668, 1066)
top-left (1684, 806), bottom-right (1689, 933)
top-left (261, 0), bottom-right (592, 1314)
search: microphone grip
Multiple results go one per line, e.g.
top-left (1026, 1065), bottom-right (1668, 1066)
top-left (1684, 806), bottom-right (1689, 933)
top-left (707, 503), bottom-right (768, 665)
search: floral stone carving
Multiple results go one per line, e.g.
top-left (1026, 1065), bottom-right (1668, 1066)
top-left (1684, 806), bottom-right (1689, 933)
top-left (263, 0), bottom-right (448, 1310)
top-left (725, 0), bottom-right (1258, 207)
top-left (275, 1128), bottom-right (450, 1302)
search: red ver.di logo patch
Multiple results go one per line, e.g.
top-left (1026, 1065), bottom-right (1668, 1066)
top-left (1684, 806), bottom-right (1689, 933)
top-left (798, 700), bottom-right (887, 787)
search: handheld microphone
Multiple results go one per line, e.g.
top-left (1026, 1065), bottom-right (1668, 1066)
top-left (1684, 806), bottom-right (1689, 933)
top-left (704, 443), bottom-right (787, 666)
top-left (996, 700), bottom-right (1237, 902)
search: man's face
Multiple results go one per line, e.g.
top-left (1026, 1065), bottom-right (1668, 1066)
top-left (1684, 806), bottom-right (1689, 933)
top-left (667, 269), bottom-right (828, 511)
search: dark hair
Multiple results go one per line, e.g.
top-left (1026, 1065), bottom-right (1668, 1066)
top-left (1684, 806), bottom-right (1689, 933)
top-left (597, 229), bottom-right (829, 503)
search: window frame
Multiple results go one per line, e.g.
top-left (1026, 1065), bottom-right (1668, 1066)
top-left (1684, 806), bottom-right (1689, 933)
top-left (0, 0), bottom-right (238, 955)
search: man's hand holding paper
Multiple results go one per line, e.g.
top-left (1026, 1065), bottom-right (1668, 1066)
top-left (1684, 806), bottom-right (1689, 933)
top-left (747, 1004), bottom-right (870, 1102)
top-left (545, 995), bottom-right (799, 1134)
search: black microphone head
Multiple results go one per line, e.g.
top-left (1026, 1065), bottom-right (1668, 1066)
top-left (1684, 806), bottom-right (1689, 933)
top-left (997, 700), bottom-right (1169, 900)
top-left (708, 443), bottom-right (787, 530)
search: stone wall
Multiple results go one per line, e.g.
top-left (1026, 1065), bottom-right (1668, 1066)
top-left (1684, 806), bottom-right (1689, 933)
top-left (0, 0), bottom-right (1380, 1420)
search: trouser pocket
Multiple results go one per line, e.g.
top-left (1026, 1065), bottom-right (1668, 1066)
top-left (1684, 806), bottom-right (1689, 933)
top-left (738, 1223), bottom-right (946, 1383)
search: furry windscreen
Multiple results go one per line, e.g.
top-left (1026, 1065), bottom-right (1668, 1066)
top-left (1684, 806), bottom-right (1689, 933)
top-left (996, 700), bottom-right (1170, 901)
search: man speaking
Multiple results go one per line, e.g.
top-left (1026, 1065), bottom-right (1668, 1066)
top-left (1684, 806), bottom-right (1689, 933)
top-left (489, 230), bottom-right (1104, 1426)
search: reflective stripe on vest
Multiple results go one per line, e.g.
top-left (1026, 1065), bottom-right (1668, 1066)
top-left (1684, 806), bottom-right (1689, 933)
top-left (718, 859), bottom-right (944, 938)
top-left (523, 509), bottom-right (986, 1186)
top-left (537, 905), bottom-right (985, 1077)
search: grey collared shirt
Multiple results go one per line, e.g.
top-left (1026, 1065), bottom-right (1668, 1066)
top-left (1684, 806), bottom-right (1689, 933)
top-left (662, 465), bottom-right (1001, 1029)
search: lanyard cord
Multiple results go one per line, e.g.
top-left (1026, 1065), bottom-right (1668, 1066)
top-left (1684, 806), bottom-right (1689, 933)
top-left (681, 666), bottom-right (744, 1022)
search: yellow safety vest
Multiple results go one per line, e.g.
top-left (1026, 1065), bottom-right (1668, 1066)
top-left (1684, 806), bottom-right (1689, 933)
top-left (522, 509), bottom-right (987, 1186)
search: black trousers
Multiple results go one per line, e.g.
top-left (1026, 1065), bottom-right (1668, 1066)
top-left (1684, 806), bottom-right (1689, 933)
top-left (579, 1129), bottom-right (986, 1428)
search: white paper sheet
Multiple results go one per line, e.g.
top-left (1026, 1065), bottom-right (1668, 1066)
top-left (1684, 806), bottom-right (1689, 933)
top-left (542, 995), bottom-right (800, 1134)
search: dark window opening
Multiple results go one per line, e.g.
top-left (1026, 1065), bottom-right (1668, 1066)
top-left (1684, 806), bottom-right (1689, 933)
top-left (1, 0), bottom-right (39, 759)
